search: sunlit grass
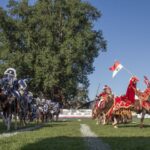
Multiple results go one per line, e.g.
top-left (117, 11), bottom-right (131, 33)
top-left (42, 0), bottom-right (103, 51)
top-left (0, 119), bottom-right (39, 134)
top-left (85, 118), bottom-right (150, 150)
top-left (0, 120), bottom-right (86, 150)
top-left (1, 118), bottom-right (150, 150)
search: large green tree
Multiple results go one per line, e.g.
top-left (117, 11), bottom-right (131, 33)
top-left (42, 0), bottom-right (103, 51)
top-left (0, 0), bottom-right (106, 101)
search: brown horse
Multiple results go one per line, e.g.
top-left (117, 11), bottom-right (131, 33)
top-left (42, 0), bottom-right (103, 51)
top-left (134, 88), bottom-right (150, 127)
top-left (92, 93), bottom-right (114, 125)
top-left (110, 88), bottom-right (150, 128)
top-left (108, 76), bottom-right (139, 128)
top-left (0, 88), bottom-right (19, 130)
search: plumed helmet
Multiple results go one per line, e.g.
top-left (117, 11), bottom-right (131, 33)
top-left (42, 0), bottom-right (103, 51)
top-left (103, 85), bottom-right (108, 90)
top-left (8, 70), bottom-right (14, 75)
top-left (103, 85), bottom-right (111, 91)
top-left (130, 76), bottom-right (139, 82)
top-left (4, 68), bottom-right (17, 78)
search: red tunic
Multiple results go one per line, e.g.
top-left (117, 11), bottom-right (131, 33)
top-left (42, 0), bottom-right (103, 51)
top-left (125, 80), bottom-right (136, 104)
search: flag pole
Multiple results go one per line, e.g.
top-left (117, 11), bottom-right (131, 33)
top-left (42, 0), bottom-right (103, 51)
top-left (123, 66), bottom-right (133, 76)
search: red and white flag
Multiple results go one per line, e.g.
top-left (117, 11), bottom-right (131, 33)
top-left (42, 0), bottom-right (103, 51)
top-left (109, 61), bottom-right (123, 78)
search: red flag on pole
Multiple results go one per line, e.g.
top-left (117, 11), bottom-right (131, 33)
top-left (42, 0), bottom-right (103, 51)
top-left (109, 61), bottom-right (123, 78)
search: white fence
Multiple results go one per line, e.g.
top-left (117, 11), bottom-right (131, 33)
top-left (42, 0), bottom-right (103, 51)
top-left (132, 112), bottom-right (150, 118)
top-left (137, 114), bottom-right (150, 118)
top-left (59, 109), bottom-right (92, 118)
top-left (59, 109), bottom-right (150, 119)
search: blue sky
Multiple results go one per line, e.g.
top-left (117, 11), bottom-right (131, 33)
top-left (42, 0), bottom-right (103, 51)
top-left (0, 0), bottom-right (150, 100)
top-left (87, 0), bottom-right (150, 100)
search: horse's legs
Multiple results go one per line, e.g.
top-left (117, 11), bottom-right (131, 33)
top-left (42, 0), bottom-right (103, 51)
top-left (14, 113), bottom-right (17, 130)
top-left (49, 113), bottom-right (53, 122)
top-left (6, 114), bottom-right (12, 131)
top-left (96, 119), bottom-right (99, 125)
top-left (56, 114), bottom-right (59, 121)
top-left (14, 100), bottom-right (18, 130)
top-left (19, 111), bottom-right (25, 127)
top-left (1, 113), bottom-right (7, 126)
top-left (102, 113), bottom-right (106, 125)
top-left (112, 115), bottom-right (118, 128)
top-left (46, 113), bottom-right (49, 122)
top-left (140, 109), bottom-right (146, 128)
top-left (7, 116), bottom-right (10, 131)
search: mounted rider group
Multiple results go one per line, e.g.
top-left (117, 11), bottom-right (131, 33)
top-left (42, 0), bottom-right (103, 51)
top-left (92, 76), bottom-right (150, 128)
top-left (0, 68), bottom-right (60, 130)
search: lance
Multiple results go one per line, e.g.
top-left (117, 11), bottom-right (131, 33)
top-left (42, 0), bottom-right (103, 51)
top-left (94, 83), bottom-right (100, 100)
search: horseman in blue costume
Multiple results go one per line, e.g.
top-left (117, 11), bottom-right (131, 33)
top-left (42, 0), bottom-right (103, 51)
top-left (18, 79), bottom-right (31, 105)
top-left (0, 68), bottom-right (20, 130)
top-left (18, 78), bottom-right (33, 121)
top-left (2, 68), bottom-right (20, 99)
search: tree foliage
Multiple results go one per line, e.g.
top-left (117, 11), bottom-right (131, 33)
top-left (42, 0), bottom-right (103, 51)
top-left (0, 0), bottom-right (106, 101)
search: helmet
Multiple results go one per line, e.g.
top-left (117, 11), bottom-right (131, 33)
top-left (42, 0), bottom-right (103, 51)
top-left (4, 68), bottom-right (17, 78)
top-left (103, 85), bottom-right (108, 90)
top-left (130, 76), bottom-right (139, 82)
top-left (103, 85), bottom-right (112, 93)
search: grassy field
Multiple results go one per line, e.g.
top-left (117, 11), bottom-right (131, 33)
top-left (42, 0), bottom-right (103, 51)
top-left (86, 118), bottom-right (150, 150)
top-left (0, 119), bottom-right (86, 150)
top-left (0, 120), bottom-right (38, 134)
top-left (0, 118), bottom-right (150, 150)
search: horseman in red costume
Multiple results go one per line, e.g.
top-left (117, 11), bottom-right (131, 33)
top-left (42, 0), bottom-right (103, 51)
top-left (92, 85), bottom-right (113, 124)
top-left (114, 76), bottom-right (139, 109)
top-left (135, 76), bottom-right (150, 111)
top-left (125, 76), bottom-right (139, 103)
top-left (106, 76), bottom-right (139, 122)
top-left (96, 85), bottom-right (112, 109)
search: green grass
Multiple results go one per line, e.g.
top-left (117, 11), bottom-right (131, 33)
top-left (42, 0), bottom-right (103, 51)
top-left (0, 120), bottom-right (7, 133)
top-left (85, 118), bottom-right (150, 150)
top-left (1, 118), bottom-right (150, 150)
top-left (0, 120), bottom-right (86, 150)
top-left (0, 120), bottom-right (40, 134)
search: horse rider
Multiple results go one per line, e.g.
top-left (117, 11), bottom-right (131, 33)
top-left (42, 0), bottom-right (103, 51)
top-left (18, 79), bottom-right (28, 96)
top-left (125, 76), bottom-right (139, 104)
top-left (18, 79), bottom-right (34, 113)
top-left (2, 68), bottom-right (20, 99)
top-left (96, 85), bottom-right (112, 108)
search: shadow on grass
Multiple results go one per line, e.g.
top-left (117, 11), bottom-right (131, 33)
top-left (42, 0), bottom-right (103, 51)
top-left (118, 123), bottom-right (150, 128)
top-left (20, 136), bottom-right (150, 150)
top-left (0, 120), bottom-right (67, 134)
top-left (21, 136), bottom-right (86, 150)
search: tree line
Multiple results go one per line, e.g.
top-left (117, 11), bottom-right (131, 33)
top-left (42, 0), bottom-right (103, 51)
top-left (0, 0), bottom-right (106, 102)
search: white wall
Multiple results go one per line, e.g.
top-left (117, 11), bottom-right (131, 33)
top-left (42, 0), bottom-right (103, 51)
top-left (59, 109), bottom-right (92, 118)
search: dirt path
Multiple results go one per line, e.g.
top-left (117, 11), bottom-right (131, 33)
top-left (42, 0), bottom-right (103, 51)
top-left (80, 124), bottom-right (111, 150)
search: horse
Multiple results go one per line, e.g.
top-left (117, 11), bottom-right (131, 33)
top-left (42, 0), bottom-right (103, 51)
top-left (109, 90), bottom-right (150, 128)
top-left (34, 98), bottom-right (51, 123)
top-left (107, 76), bottom-right (140, 128)
top-left (110, 96), bottom-right (150, 128)
top-left (18, 90), bottom-right (33, 126)
top-left (32, 97), bottom-right (61, 123)
top-left (133, 88), bottom-right (150, 127)
top-left (15, 79), bottom-right (34, 126)
top-left (92, 93), bottom-right (114, 125)
top-left (0, 87), bottom-right (19, 130)
top-left (109, 104), bottom-right (133, 128)
top-left (49, 101), bottom-right (60, 121)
